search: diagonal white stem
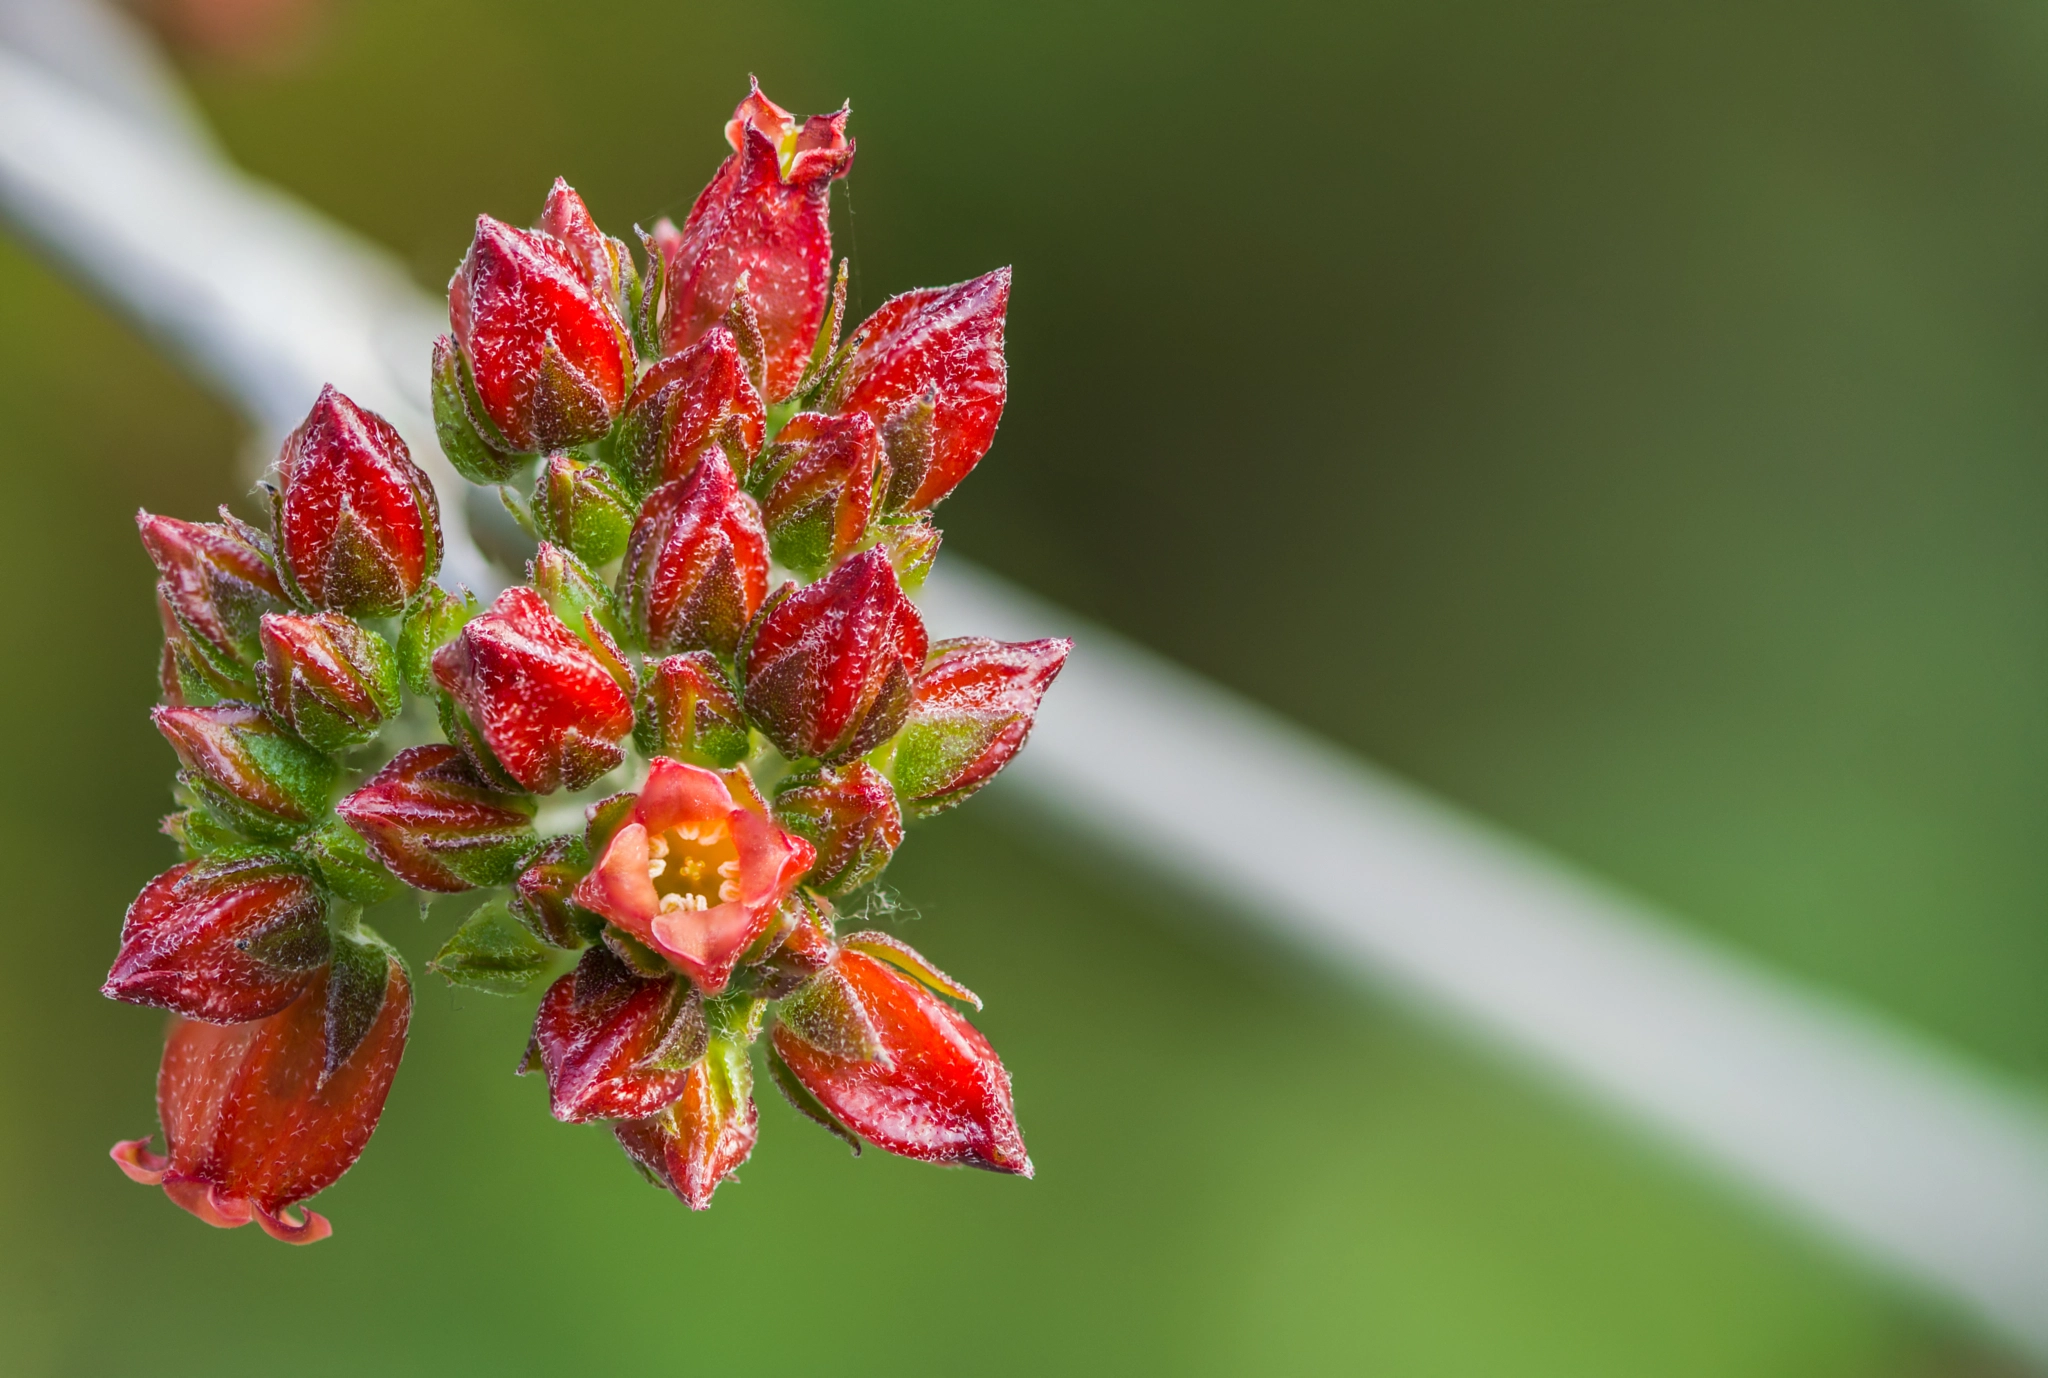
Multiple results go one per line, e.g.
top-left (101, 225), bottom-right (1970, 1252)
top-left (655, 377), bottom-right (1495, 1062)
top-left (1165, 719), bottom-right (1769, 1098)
top-left (3, 22), bottom-right (2046, 1360)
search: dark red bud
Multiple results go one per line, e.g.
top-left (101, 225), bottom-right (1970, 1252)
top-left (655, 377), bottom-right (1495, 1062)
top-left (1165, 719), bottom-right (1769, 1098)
top-left (102, 857), bottom-right (330, 1023)
top-left (257, 611), bottom-right (400, 752)
top-left (770, 946), bottom-right (1027, 1175)
top-left (662, 79), bottom-right (854, 402)
top-left (526, 945), bottom-right (703, 1123)
top-left (432, 586), bottom-right (636, 794)
top-left (273, 386), bottom-right (442, 617)
top-left (755, 410), bottom-right (879, 579)
top-left (139, 509), bottom-right (284, 693)
top-left (619, 453), bottom-right (769, 657)
top-left (772, 762), bottom-right (903, 896)
top-left (742, 549), bottom-right (928, 763)
top-left (613, 325), bottom-right (765, 495)
top-left (883, 636), bottom-right (1070, 816)
top-left (110, 955), bottom-right (410, 1243)
top-left (827, 268), bottom-right (1009, 509)
top-left (152, 702), bottom-right (339, 840)
top-left (448, 200), bottom-right (632, 452)
top-left (612, 1034), bottom-right (757, 1210)
top-left (635, 651), bottom-right (750, 769)
top-left (334, 744), bottom-right (536, 892)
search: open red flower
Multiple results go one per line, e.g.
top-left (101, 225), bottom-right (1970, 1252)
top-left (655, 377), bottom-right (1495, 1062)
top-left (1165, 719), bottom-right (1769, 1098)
top-left (448, 185), bottom-right (633, 453)
top-left (770, 937), bottom-right (1028, 1175)
top-left (433, 586), bottom-right (636, 794)
top-left (110, 954), bottom-right (410, 1244)
top-left (661, 79), bottom-right (854, 401)
top-left (573, 758), bottom-right (813, 993)
top-left (102, 857), bottom-right (329, 1023)
top-left (827, 268), bottom-right (1009, 510)
top-left (272, 386), bottom-right (441, 618)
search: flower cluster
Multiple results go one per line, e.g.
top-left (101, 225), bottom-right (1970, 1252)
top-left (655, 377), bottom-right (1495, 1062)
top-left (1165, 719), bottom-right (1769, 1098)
top-left (106, 81), bottom-right (1068, 1238)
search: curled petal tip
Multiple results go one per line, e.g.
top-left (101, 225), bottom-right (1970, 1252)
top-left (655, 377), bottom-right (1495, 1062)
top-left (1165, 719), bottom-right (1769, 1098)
top-left (110, 1138), bottom-right (169, 1185)
top-left (255, 1203), bottom-right (333, 1245)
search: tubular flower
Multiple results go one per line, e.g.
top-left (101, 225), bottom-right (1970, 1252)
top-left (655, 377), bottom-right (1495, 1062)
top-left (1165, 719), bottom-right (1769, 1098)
top-left (446, 183), bottom-right (633, 453)
top-left (335, 744), bottom-right (536, 893)
top-left (573, 758), bottom-right (813, 994)
top-left (882, 636), bottom-right (1072, 816)
top-left (660, 79), bottom-right (854, 400)
top-left (272, 386), bottom-right (442, 618)
top-left (102, 857), bottom-right (329, 1023)
top-left (106, 83), bottom-right (1063, 1232)
top-left (826, 269), bottom-right (1010, 510)
top-left (618, 452), bottom-right (769, 657)
top-left (139, 509), bottom-right (284, 698)
top-left (743, 549), bottom-right (928, 763)
top-left (771, 939), bottom-right (1029, 1175)
top-left (433, 586), bottom-right (636, 794)
top-left (110, 955), bottom-right (411, 1243)
top-left (527, 945), bottom-right (702, 1122)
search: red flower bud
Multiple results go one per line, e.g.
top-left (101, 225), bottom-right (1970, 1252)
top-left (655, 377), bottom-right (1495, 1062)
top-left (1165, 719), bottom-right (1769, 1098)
top-left (448, 188), bottom-right (633, 453)
top-left (756, 410), bottom-right (879, 579)
top-left (102, 857), bottom-right (329, 1023)
top-left (273, 386), bottom-right (442, 618)
top-left (618, 453), bottom-right (769, 657)
top-left (770, 940), bottom-right (1027, 1174)
top-left (537, 177), bottom-right (629, 315)
top-left (613, 325), bottom-right (766, 495)
top-left (772, 762), bottom-right (903, 896)
top-left (635, 651), bottom-right (750, 769)
top-left (139, 509), bottom-right (284, 695)
top-left (742, 549), bottom-right (928, 763)
top-left (613, 1034), bottom-right (757, 1210)
top-left (573, 758), bottom-right (813, 993)
top-left (334, 744), bottom-right (537, 892)
top-left (527, 945), bottom-right (703, 1122)
top-left (110, 954), bottom-right (411, 1243)
top-left (433, 586), bottom-right (636, 794)
top-left (510, 834), bottom-right (602, 947)
top-left (662, 80), bottom-right (854, 401)
top-left (257, 611), bottom-right (400, 752)
top-left (827, 269), bottom-right (1010, 510)
top-left (884, 636), bottom-right (1071, 817)
top-left (531, 454), bottom-right (633, 567)
top-left (153, 702), bottom-right (338, 840)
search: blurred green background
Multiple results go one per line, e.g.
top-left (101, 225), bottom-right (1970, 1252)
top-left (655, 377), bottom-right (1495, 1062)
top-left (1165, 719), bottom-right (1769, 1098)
top-left (2, 0), bottom-right (2046, 1372)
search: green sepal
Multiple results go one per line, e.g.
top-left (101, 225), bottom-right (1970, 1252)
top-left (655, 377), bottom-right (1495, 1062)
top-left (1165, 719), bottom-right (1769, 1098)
top-left (432, 335), bottom-right (522, 484)
top-left (295, 816), bottom-right (402, 904)
top-left (601, 923), bottom-right (672, 979)
top-left (584, 791), bottom-right (638, 858)
top-left (429, 896), bottom-right (553, 996)
top-left (776, 966), bottom-right (883, 1061)
top-left (766, 1039), bottom-right (861, 1156)
top-left (398, 583), bottom-right (481, 696)
top-left (161, 805), bottom-right (267, 861)
top-left (324, 921), bottom-right (400, 1085)
top-left (642, 988), bottom-right (709, 1072)
top-left (630, 225), bottom-right (668, 367)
